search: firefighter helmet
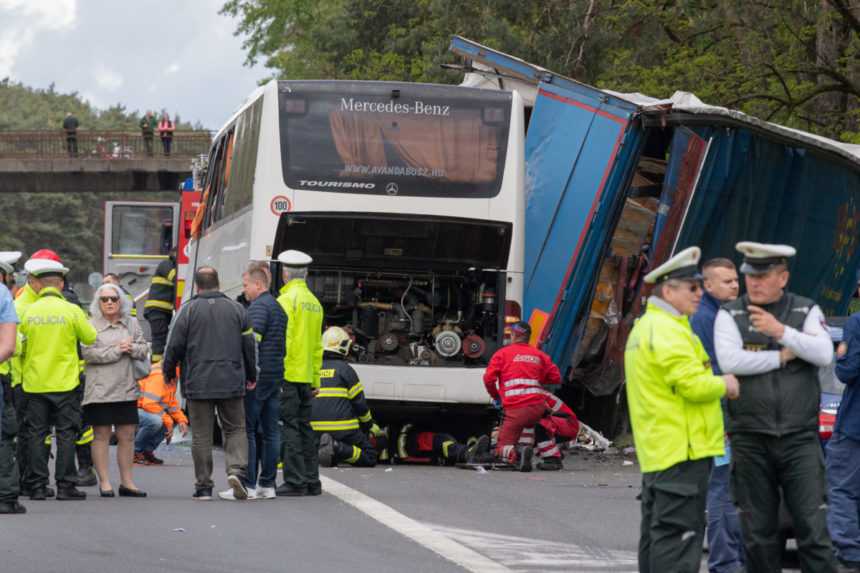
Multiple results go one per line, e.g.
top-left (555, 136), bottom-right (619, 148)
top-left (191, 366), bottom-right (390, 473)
top-left (322, 326), bottom-right (352, 356)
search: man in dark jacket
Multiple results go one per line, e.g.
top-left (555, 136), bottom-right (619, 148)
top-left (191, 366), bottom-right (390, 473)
top-left (62, 112), bottom-right (78, 157)
top-left (240, 263), bottom-right (284, 500)
top-left (162, 267), bottom-right (256, 501)
top-left (829, 314), bottom-right (860, 572)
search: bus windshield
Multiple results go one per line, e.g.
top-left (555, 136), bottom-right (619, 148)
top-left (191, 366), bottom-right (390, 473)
top-left (278, 81), bottom-right (511, 198)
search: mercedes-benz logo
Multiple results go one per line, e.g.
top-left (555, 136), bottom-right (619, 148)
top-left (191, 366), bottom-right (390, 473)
top-left (385, 182), bottom-right (399, 196)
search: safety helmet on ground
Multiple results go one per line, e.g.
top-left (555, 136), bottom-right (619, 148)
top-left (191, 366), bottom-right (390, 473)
top-left (322, 326), bottom-right (352, 356)
top-left (29, 249), bottom-right (62, 263)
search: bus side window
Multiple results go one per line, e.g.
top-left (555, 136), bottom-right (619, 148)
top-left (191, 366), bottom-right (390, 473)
top-left (202, 136), bottom-right (226, 231)
top-left (224, 98), bottom-right (262, 218)
top-left (208, 129), bottom-right (235, 227)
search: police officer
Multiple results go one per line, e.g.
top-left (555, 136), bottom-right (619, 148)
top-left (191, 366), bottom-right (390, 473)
top-left (714, 242), bottom-right (837, 572)
top-left (143, 249), bottom-right (176, 362)
top-left (313, 327), bottom-right (377, 468)
top-left (625, 247), bottom-right (739, 573)
top-left (0, 251), bottom-right (24, 514)
top-left (19, 258), bottom-right (97, 500)
top-left (275, 250), bottom-right (324, 497)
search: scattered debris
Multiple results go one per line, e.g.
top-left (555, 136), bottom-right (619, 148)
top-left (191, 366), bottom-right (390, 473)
top-left (172, 528), bottom-right (186, 533)
top-left (475, 466), bottom-right (488, 475)
top-left (622, 460), bottom-right (634, 466)
top-left (384, 468), bottom-right (393, 472)
top-left (571, 423), bottom-right (613, 452)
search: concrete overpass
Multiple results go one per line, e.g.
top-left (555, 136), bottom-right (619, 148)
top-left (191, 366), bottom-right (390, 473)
top-left (0, 130), bottom-right (211, 193)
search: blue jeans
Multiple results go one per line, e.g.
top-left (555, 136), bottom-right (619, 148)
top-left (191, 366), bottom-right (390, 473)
top-left (707, 464), bottom-right (745, 573)
top-left (826, 433), bottom-right (860, 563)
top-left (135, 409), bottom-right (165, 453)
top-left (245, 391), bottom-right (280, 488)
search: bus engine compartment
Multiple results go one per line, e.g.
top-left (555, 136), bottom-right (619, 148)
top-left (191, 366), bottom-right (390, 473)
top-left (307, 268), bottom-right (505, 367)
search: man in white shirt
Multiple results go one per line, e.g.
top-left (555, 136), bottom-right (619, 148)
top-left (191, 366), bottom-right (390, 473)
top-left (714, 241), bottom-right (836, 573)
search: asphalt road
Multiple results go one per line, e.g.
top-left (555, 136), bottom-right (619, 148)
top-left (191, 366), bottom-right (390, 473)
top-left (2, 444), bottom-right (801, 572)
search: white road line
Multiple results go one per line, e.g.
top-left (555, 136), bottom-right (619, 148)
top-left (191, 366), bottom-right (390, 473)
top-left (320, 475), bottom-right (512, 573)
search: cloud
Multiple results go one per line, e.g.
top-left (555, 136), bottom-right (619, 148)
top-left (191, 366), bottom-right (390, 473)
top-left (0, 0), bottom-right (77, 77)
top-left (93, 63), bottom-right (123, 91)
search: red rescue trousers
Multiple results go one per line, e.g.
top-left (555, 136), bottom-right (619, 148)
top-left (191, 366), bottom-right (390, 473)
top-left (495, 402), bottom-right (548, 462)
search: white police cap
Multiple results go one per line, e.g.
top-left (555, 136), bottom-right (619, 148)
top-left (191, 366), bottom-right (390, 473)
top-left (24, 258), bottom-right (69, 277)
top-left (736, 242), bottom-right (795, 275)
top-left (644, 246), bottom-right (702, 285)
top-left (277, 249), bottom-right (313, 268)
top-left (0, 251), bottom-right (21, 275)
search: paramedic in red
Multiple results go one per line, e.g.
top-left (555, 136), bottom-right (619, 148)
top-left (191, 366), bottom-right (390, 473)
top-left (482, 321), bottom-right (561, 471)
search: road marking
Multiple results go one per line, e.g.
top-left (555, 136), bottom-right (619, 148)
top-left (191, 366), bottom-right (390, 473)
top-left (429, 524), bottom-right (638, 572)
top-left (320, 475), bottom-right (512, 573)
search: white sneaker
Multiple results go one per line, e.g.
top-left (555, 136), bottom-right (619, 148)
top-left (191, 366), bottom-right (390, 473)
top-left (218, 487), bottom-right (256, 501)
top-left (255, 486), bottom-right (276, 500)
top-left (225, 475), bottom-right (249, 501)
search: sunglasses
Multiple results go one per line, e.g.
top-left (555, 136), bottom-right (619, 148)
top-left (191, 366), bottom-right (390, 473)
top-left (100, 296), bottom-right (120, 303)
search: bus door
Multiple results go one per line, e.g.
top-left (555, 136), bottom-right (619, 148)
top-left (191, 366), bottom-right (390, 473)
top-left (103, 201), bottom-right (179, 299)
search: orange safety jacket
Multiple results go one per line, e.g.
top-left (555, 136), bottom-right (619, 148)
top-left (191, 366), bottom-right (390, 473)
top-left (137, 364), bottom-right (188, 433)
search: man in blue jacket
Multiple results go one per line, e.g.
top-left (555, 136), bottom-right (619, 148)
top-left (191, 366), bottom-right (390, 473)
top-left (830, 313), bottom-right (860, 572)
top-left (234, 263), bottom-right (285, 500)
top-left (690, 257), bottom-right (744, 573)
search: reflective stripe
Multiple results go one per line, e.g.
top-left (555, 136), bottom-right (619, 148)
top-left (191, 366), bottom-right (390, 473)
top-left (242, 328), bottom-right (254, 336)
top-left (76, 426), bottom-right (94, 445)
top-left (347, 382), bottom-right (364, 399)
top-left (144, 299), bottom-right (174, 311)
top-left (521, 428), bottom-right (535, 435)
top-left (539, 446), bottom-right (561, 458)
top-left (502, 378), bottom-right (541, 389)
top-left (167, 268), bottom-right (176, 281)
top-left (442, 440), bottom-right (454, 458)
top-left (142, 391), bottom-right (163, 402)
top-left (310, 419), bottom-right (360, 431)
top-left (358, 411), bottom-right (372, 423)
top-left (253, 332), bottom-right (263, 342)
top-left (167, 406), bottom-right (180, 413)
top-left (317, 388), bottom-right (349, 398)
top-left (151, 276), bottom-right (174, 287)
top-left (347, 445), bottom-right (361, 464)
top-left (504, 387), bottom-right (545, 397)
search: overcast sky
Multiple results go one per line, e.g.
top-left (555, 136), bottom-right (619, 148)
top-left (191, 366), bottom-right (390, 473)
top-left (0, 0), bottom-right (268, 129)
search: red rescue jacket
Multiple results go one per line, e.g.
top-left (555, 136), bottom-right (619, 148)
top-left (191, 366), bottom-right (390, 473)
top-left (482, 342), bottom-right (561, 409)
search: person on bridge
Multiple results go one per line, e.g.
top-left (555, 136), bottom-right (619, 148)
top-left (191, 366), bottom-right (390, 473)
top-left (624, 246), bottom-right (738, 573)
top-left (143, 249), bottom-right (177, 362)
top-left (134, 360), bottom-right (188, 465)
top-left (62, 112), bottom-right (78, 157)
top-left (275, 250), bottom-right (324, 497)
top-left (689, 258), bottom-right (745, 573)
top-left (162, 267), bottom-right (256, 502)
top-left (19, 257), bottom-right (97, 501)
top-left (240, 263), bottom-right (284, 499)
top-left (714, 242), bottom-right (837, 572)
top-left (140, 111), bottom-right (156, 156)
top-left (482, 321), bottom-right (560, 471)
top-left (0, 251), bottom-right (24, 514)
top-left (158, 112), bottom-right (175, 156)
top-left (313, 326), bottom-right (377, 468)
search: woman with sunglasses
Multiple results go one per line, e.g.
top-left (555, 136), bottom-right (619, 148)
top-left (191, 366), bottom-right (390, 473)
top-left (81, 283), bottom-right (149, 497)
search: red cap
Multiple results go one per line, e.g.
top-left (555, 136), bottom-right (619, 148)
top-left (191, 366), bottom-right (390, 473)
top-left (30, 249), bottom-right (62, 263)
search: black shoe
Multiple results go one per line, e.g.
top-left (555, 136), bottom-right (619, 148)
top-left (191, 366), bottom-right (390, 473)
top-left (29, 487), bottom-right (48, 501)
top-left (516, 446), bottom-right (534, 472)
top-left (275, 483), bottom-right (306, 497)
top-left (307, 484), bottom-right (322, 496)
top-left (0, 501), bottom-right (27, 514)
top-left (465, 435), bottom-right (491, 464)
top-left (537, 457), bottom-right (564, 471)
top-left (318, 434), bottom-right (335, 468)
top-left (73, 468), bottom-right (97, 487)
top-left (56, 486), bottom-right (87, 500)
top-left (21, 485), bottom-right (54, 498)
top-left (192, 487), bottom-right (213, 501)
top-left (99, 488), bottom-right (115, 498)
top-left (118, 485), bottom-right (147, 498)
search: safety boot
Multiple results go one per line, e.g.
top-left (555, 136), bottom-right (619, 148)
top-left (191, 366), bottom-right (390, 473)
top-left (537, 457), bottom-right (563, 471)
top-left (516, 446), bottom-right (534, 472)
top-left (0, 501), bottom-right (27, 514)
top-left (57, 486), bottom-right (87, 500)
top-left (317, 434), bottom-right (335, 468)
top-left (73, 444), bottom-right (97, 487)
top-left (465, 435), bottom-right (491, 464)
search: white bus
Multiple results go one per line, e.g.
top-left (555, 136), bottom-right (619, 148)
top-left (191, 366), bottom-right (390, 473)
top-left (186, 79), bottom-right (525, 417)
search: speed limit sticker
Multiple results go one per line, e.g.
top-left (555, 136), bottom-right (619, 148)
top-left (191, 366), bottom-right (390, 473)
top-left (270, 195), bottom-right (292, 215)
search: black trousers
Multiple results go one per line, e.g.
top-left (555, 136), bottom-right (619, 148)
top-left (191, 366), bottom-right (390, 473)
top-left (26, 391), bottom-right (81, 489)
top-left (732, 431), bottom-right (836, 573)
top-left (0, 380), bottom-right (20, 502)
top-left (144, 310), bottom-right (171, 359)
top-left (12, 385), bottom-right (32, 489)
top-left (280, 383), bottom-right (319, 491)
top-left (327, 429), bottom-right (377, 467)
top-left (639, 458), bottom-right (712, 573)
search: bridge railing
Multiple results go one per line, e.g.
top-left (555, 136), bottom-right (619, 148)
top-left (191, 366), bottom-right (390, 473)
top-left (0, 130), bottom-right (213, 159)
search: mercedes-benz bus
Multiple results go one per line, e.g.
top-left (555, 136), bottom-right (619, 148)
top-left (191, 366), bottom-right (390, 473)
top-left (185, 79), bottom-right (525, 419)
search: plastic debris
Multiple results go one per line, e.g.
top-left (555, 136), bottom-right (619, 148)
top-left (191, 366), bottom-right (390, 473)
top-left (572, 422), bottom-right (613, 452)
top-left (475, 466), bottom-right (488, 475)
top-left (384, 468), bottom-right (393, 472)
top-left (210, 525), bottom-right (217, 529)
top-left (623, 460), bottom-right (634, 466)
top-left (172, 528), bottom-right (186, 533)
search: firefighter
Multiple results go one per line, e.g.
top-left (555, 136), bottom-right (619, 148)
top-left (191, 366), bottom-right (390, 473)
top-left (625, 246), bottom-right (738, 573)
top-left (482, 321), bottom-right (561, 471)
top-left (0, 251), bottom-right (24, 514)
top-left (275, 250), bottom-right (324, 497)
top-left (714, 242), bottom-right (838, 572)
top-left (396, 424), bottom-right (490, 466)
top-left (313, 326), bottom-right (377, 468)
top-left (19, 258), bottom-right (97, 500)
top-left (143, 249), bottom-right (176, 362)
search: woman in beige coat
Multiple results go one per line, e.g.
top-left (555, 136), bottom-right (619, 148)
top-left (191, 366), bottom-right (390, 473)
top-left (81, 283), bottom-right (149, 497)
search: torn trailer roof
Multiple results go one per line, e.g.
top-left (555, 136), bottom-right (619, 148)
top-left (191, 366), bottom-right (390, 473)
top-left (452, 37), bottom-right (860, 433)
